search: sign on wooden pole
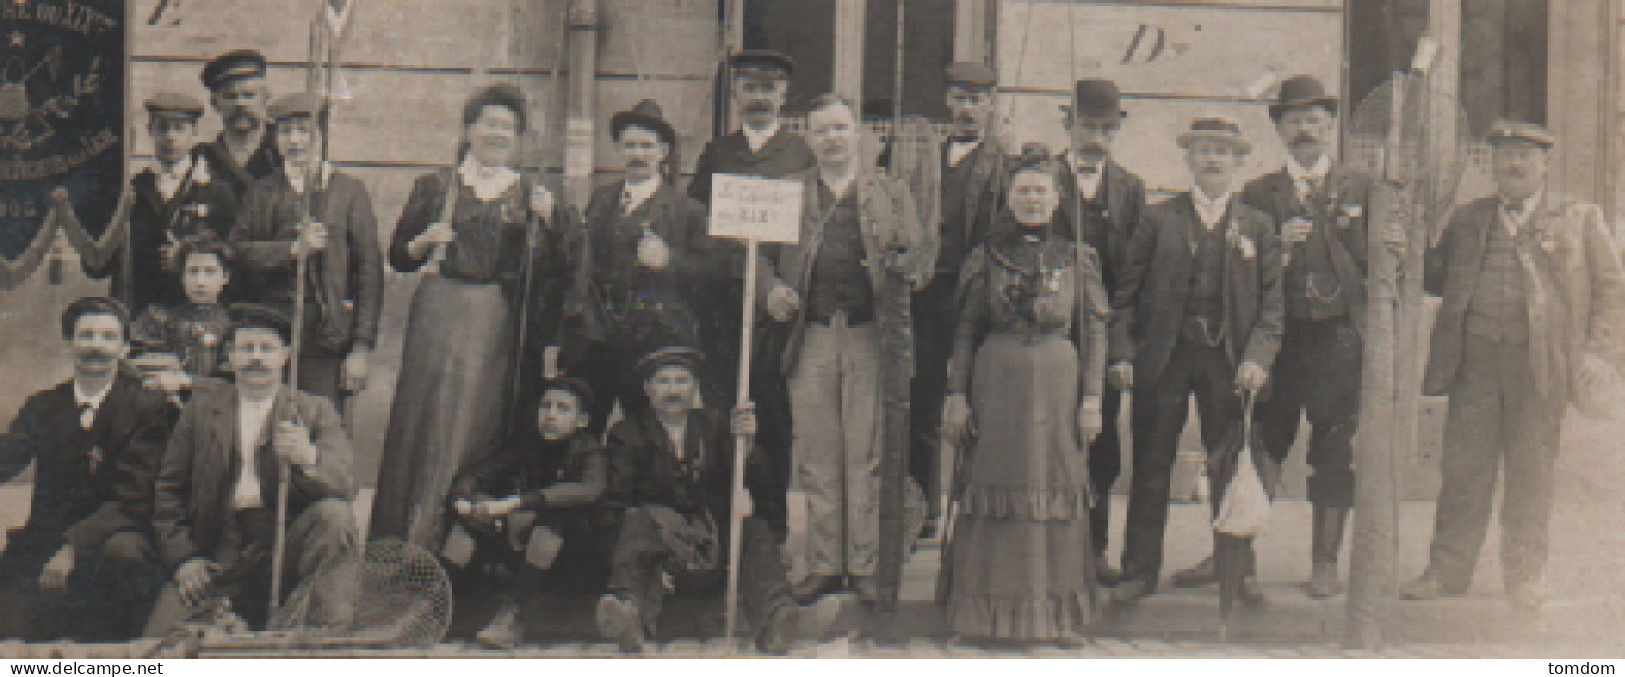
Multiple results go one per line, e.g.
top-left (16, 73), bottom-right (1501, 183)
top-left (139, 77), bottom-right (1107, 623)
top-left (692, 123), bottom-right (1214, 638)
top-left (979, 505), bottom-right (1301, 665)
top-left (709, 173), bottom-right (803, 643)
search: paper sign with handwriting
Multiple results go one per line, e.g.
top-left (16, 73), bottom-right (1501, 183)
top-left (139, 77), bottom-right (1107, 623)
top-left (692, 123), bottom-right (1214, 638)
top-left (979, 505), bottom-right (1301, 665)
top-left (709, 174), bottom-right (804, 244)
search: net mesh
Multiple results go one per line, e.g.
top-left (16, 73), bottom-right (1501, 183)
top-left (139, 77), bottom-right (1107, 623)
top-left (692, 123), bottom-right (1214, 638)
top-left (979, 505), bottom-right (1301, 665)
top-left (1346, 74), bottom-right (1481, 224)
top-left (268, 537), bottom-right (453, 649)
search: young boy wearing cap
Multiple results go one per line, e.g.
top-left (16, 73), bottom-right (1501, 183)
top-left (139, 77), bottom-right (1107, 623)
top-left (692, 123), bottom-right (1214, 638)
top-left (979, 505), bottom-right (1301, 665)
top-left (129, 235), bottom-right (235, 402)
top-left (84, 92), bottom-right (237, 314)
top-left (441, 377), bottom-right (607, 650)
top-left (229, 92), bottom-right (384, 404)
top-left (595, 347), bottom-right (800, 654)
top-left (0, 298), bottom-right (176, 640)
top-left (1107, 116), bottom-right (1283, 605)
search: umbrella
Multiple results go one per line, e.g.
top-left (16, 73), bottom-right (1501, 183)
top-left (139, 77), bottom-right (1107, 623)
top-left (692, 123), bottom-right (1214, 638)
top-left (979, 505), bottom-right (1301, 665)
top-left (1207, 391), bottom-right (1279, 624)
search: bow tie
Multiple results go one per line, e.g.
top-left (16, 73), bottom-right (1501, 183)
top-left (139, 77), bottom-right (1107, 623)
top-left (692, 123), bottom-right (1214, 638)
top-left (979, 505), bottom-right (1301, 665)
top-left (948, 135), bottom-right (980, 144)
top-left (1076, 165), bottom-right (1101, 176)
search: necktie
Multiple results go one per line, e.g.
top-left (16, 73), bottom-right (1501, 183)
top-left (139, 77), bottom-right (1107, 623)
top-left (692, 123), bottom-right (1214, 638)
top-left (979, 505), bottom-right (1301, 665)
top-left (79, 405), bottom-right (95, 430)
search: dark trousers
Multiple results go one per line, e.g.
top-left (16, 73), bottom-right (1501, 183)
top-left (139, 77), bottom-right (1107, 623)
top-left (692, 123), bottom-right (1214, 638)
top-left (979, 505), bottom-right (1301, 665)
top-left (1089, 386), bottom-right (1124, 556)
top-left (0, 531), bottom-right (165, 641)
top-left (1427, 335), bottom-right (1562, 592)
top-left (1256, 316), bottom-right (1361, 509)
top-left (1122, 340), bottom-right (1242, 590)
top-left (606, 506), bottom-right (792, 637)
top-left (909, 272), bottom-right (959, 521)
top-left (143, 499), bottom-right (360, 634)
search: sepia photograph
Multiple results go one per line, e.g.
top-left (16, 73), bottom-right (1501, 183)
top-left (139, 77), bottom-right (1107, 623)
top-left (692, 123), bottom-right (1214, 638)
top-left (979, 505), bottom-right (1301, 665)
top-left (0, 0), bottom-right (1622, 665)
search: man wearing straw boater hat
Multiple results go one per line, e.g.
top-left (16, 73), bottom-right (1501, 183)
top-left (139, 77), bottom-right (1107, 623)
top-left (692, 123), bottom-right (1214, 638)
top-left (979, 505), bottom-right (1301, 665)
top-left (1055, 78), bottom-right (1148, 585)
top-left (143, 304), bottom-right (359, 634)
top-left (911, 61), bottom-right (1008, 538)
top-left (228, 92), bottom-right (384, 405)
top-left (1107, 115), bottom-right (1284, 605)
top-left (572, 100), bottom-right (728, 435)
top-left (197, 50), bottom-right (282, 200)
top-left (1400, 121), bottom-right (1625, 613)
top-left (1171, 74), bottom-right (1377, 599)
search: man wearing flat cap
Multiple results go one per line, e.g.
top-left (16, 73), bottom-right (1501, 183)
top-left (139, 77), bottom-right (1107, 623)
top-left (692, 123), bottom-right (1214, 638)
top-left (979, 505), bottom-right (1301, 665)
top-left (229, 92), bottom-right (384, 405)
top-left (1107, 116), bottom-right (1283, 604)
top-left (1400, 121), bottom-right (1625, 613)
top-left (688, 49), bottom-right (817, 533)
top-left (1171, 75), bottom-right (1388, 598)
top-left (144, 303), bottom-right (360, 634)
top-left (1053, 78), bottom-right (1148, 584)
top-left (571, 100), bottom-right (731, 436)
top-left (909, 61), bottom-right (1008, 536)
top-left (197, 49), bottom-right (283, 201)
top-left (596, 347), bottom-right (801, 654)
top-left (0, 298), bottom-right (177, 640)
top-left (83, 93), bottom-right (239, 314)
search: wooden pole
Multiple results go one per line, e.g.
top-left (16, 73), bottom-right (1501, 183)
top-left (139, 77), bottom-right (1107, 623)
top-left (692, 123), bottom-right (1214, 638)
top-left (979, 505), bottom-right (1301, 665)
top-left (1348, 68), bottom-right (1407, 649)
top-left (723, 239), bottom-right (760, 643)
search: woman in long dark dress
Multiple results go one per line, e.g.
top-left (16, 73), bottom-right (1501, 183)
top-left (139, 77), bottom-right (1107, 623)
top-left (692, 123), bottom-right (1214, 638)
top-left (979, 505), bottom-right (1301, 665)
top-left (940, 145), bottom-right (1109, 642)
top-left (369, 84), bottom-right (573, 549)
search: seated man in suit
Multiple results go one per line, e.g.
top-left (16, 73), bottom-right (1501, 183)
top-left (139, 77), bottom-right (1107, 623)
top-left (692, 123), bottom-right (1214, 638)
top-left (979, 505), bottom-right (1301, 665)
top-left (0, 298), bottom-right (176, 640)
top-left (144, 304), bottom-right (360, 634)
top-left (595, 347), bottom-right (800, 654)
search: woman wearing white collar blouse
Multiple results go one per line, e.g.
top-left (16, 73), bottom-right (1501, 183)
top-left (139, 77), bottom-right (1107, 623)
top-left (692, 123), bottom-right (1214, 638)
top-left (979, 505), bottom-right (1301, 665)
top-left (370, 84), bottom-right (577, 551)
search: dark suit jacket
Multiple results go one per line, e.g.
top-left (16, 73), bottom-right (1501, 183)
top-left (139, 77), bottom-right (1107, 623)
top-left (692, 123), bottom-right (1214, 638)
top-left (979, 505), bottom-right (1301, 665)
top-left (1055, 156), bottom-right (1149, 294)
top-left (688, 128), bottom-right (815, 205)
top-left (1423, 195), bottom-right (1625, 400)
top-left (1110, 192), bottom-right (1285, 385)
top-left (603, 409), bottom-right (772, 530)
top-left (0, 373), bottom-right (175, 575)
top-left (937, 134), bottom-right (1008, 267)
top-left (195, 128), bottom-right (282, 201)
top-left (152, 382), bottom-right (355, 570)
top-left (229, 168), bottom-right (385, 352)
top-left (1240, 165), bottom-right (1372, 323)
top-left (82, 157), bottom-right (240, 314)
top-left (583, 179), bottom-right (733, 284)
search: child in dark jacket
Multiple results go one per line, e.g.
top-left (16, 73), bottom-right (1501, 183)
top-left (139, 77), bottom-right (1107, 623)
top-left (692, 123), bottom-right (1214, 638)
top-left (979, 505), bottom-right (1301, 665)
top-left (442, 377), bottom-right (607, 649)
top-left (127, 236), bottom-right (234, 404)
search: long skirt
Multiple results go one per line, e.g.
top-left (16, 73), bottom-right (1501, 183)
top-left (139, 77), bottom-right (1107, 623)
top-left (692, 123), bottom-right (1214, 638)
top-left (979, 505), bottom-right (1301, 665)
top-left (369, 276), bottom-right (515, 549)
top-left (946, 332), bottom-right (1098, 641)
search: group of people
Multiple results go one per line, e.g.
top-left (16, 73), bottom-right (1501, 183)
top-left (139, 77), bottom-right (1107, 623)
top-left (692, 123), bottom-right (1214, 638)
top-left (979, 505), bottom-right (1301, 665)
top-left (2, 42), bottom-right (1622, 653)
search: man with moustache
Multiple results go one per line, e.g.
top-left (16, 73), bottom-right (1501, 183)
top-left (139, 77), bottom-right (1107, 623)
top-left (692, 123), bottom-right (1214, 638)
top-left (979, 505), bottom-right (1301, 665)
top-left (82, 93), bottom-right (239, 313)
top-left (758, 94), bottom-right (930, 604)
top-left (574, 100), bottom-right (727, 435)
top-left (1172, 75), bottom-right (1377, 598)
top-left (1053, 79), bottom-right (1148, 585)
top-left (1107, 117), bottom-right (1284, 605)
top-left (1400, 122), bottom-right (1625, 613)
top-left (197, 50), bottom-right (282, 201)
top-left (912, 62), bottom-right (1007, 535)
top-left (229, 93), bottom-right (384, 405)
top-left (144, 304), bottom-right (360, 633)
top-left (688, 50), bottom-right (815, 533)
top-left (0, 298), bottom-right (175, 640)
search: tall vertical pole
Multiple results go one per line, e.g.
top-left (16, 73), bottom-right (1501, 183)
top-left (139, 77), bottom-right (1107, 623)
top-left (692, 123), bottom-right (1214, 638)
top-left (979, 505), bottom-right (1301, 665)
top-left (563, 0), bottom-right (599, 211)
top-left (724, 239), bottom-right (760, 644)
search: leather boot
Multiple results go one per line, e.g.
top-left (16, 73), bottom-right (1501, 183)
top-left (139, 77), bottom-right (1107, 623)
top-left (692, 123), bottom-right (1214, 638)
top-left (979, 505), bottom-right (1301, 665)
top-left (1307, 506), bottom-right (1349, 599)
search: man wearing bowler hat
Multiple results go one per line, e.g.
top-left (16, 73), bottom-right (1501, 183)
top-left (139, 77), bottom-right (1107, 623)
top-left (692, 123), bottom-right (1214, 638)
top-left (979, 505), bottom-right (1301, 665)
top-left (913, 61), bottom-right (1008, 536)
top-left (197, 50), bottom-right (283, 201)
top-left (229, 92), bottom-right (384, 405)
top-left (1400, 121), bottom-right (1625, 613)
top-left (571, 100), bottom-right (732, 436)
top-left (688, 50), bottom-right (816, 534)
top-left (1107, 116), bottom-right (1283, 604)
top-left (1172, 75), bottom-right (1382, 598)
top-left (1054, 78), bottom-right (1148, 585)
top-left (82, 93), bottom-right (239, 314)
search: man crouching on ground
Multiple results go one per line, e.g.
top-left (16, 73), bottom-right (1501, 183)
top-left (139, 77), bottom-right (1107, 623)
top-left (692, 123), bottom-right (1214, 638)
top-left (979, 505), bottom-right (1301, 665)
top-left (144, 303), bottom-right (360, 634)
top-left (595, 347), bottom-right (801, 654)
